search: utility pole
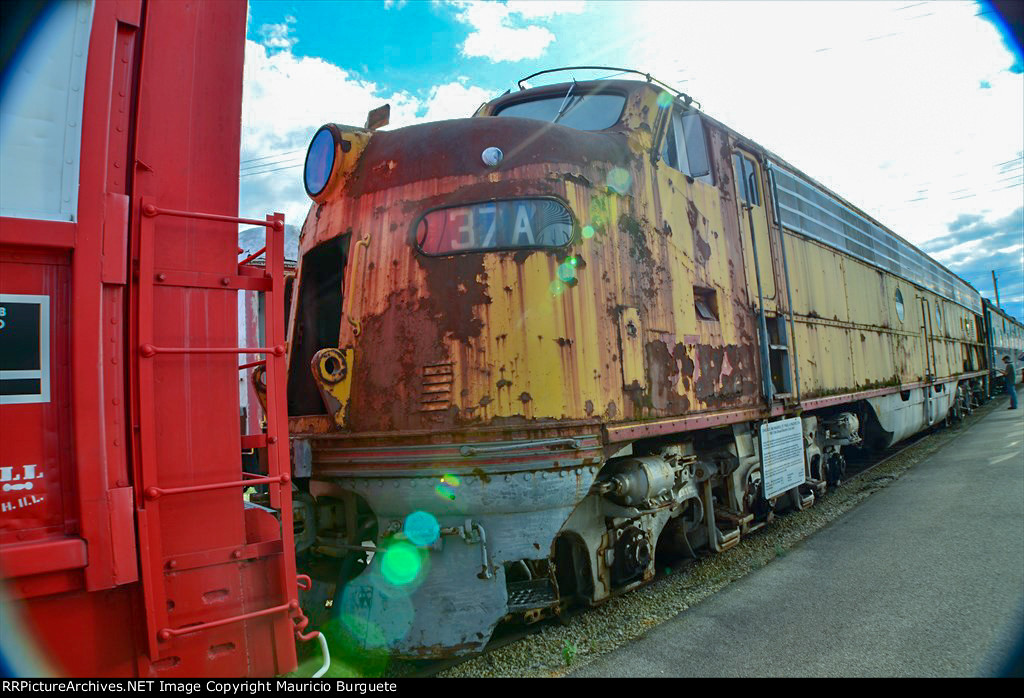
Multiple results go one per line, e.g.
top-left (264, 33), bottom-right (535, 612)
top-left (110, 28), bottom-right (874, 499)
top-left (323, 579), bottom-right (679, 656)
top-left (992, 270), bottom-right (1001, 307)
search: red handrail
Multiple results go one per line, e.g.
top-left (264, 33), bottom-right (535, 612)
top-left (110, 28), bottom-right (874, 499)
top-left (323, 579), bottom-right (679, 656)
top-left (140, 343), bottom-right (284, 357)
top-left (142, 203), bottom-right (284, 231)
top-left (143, 474), bottom-right (289, 500)
top-left (159, 601), bottom-right (298, 641)
top-left (238, 246), bottom-right (267, 266)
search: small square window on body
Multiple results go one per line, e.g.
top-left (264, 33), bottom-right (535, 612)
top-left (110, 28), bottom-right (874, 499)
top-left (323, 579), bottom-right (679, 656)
top-left (693, 286), bottom-right (719, 321)
top-left (0, 294), bottom-right (50, 404)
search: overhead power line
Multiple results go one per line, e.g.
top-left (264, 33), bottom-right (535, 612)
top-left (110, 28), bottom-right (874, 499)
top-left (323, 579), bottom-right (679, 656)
top-left (240, 156), bottom-right (303, 173)
top-left (240, 147), bottom-right (305, 165)
top-left (240, 163), bottom-right (303, 178)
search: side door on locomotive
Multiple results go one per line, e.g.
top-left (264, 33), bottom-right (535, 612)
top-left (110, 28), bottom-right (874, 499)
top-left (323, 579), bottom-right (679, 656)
top-left (658, 99), bottom-right (796, 406)
top-left (729, 145), bottom-right (798, 403)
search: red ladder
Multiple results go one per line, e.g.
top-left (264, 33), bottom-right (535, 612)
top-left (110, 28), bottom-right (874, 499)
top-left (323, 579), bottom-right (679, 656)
top-left (132, 200), bottom-right (309, 673)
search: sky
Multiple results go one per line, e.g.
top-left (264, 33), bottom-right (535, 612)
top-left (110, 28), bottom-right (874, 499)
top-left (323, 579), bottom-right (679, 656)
top-left (239, 0), bottom-right (1024, 319)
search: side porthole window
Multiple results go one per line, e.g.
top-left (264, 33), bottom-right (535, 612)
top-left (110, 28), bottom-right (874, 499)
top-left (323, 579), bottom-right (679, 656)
top-left (894, 288), bottom-right (905, 322)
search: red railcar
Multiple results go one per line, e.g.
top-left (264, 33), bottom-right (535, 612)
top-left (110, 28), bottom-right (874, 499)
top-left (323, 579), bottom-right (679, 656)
top-left (0, 0), bottom-right (311, 677)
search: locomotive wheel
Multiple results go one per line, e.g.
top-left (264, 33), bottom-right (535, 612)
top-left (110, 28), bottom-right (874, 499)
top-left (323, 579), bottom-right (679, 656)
top-left (825, 453), bottom-right (846, 488)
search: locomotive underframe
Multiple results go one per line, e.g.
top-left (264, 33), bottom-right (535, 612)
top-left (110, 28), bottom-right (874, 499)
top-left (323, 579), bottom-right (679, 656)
top-left (291, 376), bottom-right (981, 658)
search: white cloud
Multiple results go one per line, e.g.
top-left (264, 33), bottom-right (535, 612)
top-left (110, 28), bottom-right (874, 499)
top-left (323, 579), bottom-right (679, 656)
top-left (504, 0), bottom-right (585, 19)
top-left (239, 37), bottom-right (500, 227)
top-left (422, 82), bottom-right (497, 121)
top-left (452, 0), bottom-right (585, 62)
top-left (240, 0), bottom-right (1021, 304)
top-left (624, 1), bottom-right (1023, 252)
top-left (258, 21), bottom-right (297, 50)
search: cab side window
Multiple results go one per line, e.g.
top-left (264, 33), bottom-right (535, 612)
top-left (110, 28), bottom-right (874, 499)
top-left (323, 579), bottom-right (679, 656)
top-left (732, 153), bottom-right (761, 206)
top-left (661, 109), bottom-right (713, 184)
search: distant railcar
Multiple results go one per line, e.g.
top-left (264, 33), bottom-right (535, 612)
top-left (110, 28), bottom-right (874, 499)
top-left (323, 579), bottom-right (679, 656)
top-left (279, 68), bottom-right (990, 658)
top-left (982, 297), bottom-right (1024, 387)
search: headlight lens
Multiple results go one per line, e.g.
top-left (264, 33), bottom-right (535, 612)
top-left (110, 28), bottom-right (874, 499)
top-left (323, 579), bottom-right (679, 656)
top-left (304, 127), bottom-right (335, 197)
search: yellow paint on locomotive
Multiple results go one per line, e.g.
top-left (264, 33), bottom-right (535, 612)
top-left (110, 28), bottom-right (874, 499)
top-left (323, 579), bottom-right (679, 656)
top-left (288, 78), bottom-right (985, 436)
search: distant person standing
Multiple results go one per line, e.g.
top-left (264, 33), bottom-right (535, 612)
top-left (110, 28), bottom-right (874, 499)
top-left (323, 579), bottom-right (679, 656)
top-left (1004, 356), bottom-right (1018, 410)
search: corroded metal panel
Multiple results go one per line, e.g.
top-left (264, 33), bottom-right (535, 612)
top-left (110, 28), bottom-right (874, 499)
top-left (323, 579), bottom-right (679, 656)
top-left (291, 90), bottom-right (765, 435)
top-left (617, 307), bottom-right (645, 391)
top-left (289, 78), bottom-right (985, 443)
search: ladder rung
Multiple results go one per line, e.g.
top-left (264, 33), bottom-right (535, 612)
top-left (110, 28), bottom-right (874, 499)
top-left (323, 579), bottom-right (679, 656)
top-left (144, 473), bottom-right (288, 500)
top-left (140, 343), bottom-right (284, 357)
top-left (158, 600), bottom-right (295, 642)
top-left (142, 203), bottom-right (284, 231)
top-left (152, 268), bottom-right (271, 292)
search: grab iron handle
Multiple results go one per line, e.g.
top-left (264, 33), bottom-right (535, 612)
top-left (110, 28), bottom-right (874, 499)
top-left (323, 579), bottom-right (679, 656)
top-left (345, 234), bottom-right (371, 336)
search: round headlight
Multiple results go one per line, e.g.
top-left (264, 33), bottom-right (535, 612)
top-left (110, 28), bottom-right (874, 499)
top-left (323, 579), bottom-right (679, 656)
top-left (304, 126), bottom-right (336, 197)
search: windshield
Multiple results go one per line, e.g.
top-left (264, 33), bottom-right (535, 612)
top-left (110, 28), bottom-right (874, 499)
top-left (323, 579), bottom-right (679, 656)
top-left (494, 93), bottom-right (625, 131)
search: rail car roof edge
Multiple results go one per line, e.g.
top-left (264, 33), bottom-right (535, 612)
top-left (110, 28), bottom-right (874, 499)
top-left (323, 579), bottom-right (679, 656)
top-left (492, 72), bottom-right (985, 314)
top-left (983, 296), bottom-right (1024, 325)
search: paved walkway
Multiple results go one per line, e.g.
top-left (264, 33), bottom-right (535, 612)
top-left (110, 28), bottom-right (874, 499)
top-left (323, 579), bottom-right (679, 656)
top-left (572, 387), bottom-right (1024, 677)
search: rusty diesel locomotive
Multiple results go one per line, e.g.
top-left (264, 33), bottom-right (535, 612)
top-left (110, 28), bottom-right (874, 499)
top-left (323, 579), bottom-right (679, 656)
top-left (281, 69), bottom-right (990, 658)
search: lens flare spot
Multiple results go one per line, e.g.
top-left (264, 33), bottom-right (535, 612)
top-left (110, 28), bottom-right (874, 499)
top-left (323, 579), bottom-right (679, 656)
top-left (380, 541), bottom-right (422, 586)
top-left (434, 483), bottom-right (456, 501)
top-left (441, 473), bottom-right (460, 487)
top-left (607, 167), bottom-right (632, 194)
top-left (557, 261), bottom-right (576, 283)
top-left (338, 579), bottom-right (416, 649)
top-left (549, 279), bottom-right (565, 296)
top-left (656, 90), bottom-right (673, 108)
top-left (338, 613), bottom-right (386, 649)
top-left (404, 510), bottom-right (440, 547)
top-left (582, 225), bottom-right (595, 239)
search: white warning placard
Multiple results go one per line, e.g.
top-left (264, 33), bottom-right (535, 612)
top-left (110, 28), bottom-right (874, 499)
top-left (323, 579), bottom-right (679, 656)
top-left (760, 417), bottom-right (806, 499)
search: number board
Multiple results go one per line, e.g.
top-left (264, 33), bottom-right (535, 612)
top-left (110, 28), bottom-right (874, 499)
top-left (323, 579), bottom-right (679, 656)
top-left (416, 199), bottom-right (572, 255)
top-left (0, 294), bottom-right (50, 404)
top-left (759, 417), bottom-right (805, 499)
